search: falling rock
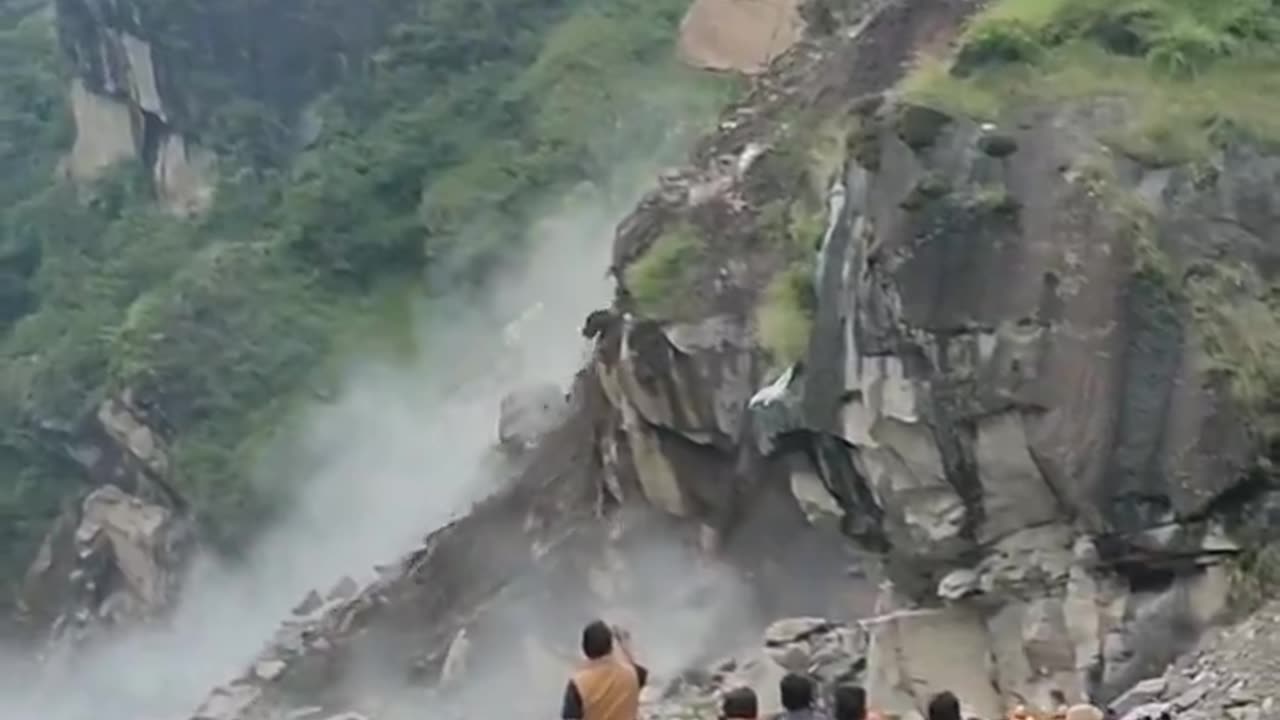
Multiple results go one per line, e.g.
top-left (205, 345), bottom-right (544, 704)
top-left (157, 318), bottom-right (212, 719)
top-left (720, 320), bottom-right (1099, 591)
top-left (789, 466), bottom-right (845, 532)
top-left (326, 576), bottom-right (359, 602)
top-left (293, 590), bottom-right (324, 617)
top-left (765, 617), bottom-right (831, 645)
top-left (766, 643), bottom-right (811, 673)
top-left (440, 628), bottom-right (471, 688)
top-left (253, 659), bottom-right (288, 682)
top-left (937, 569), bottom-right (980, 601)
top-left (1111, 677), bottom-right (1168, 718)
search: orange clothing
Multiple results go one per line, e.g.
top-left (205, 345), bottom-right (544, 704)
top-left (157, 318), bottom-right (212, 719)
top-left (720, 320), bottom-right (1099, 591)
top-left (570, 658), bottom-right (642, 720)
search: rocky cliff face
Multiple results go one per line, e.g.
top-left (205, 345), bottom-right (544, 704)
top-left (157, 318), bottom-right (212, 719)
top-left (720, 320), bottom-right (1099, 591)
top-left (594, 0), bottom-right (1280, 715)
top-left (30, 1), bottom-right (1280, 719)
top-left (53, 0), bottom-right (413, 213)
top-left (177, 369), bottom-right (866, 720)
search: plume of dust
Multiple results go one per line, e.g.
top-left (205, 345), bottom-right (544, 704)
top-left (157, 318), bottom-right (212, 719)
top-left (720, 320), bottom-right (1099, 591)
top-left (0, 93), bottom-right (714, 719)
top-left (366, 520), bottom-right (768, 720)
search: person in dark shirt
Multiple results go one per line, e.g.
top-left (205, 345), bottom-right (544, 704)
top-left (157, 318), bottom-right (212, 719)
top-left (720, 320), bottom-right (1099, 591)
top-left (561, 620), bottom-right (649, 720)
top-left (778, 674), bottom-right (829, 720)
top-left (722, 687), bottom-right (760, 720)
top-left (833, 685), bottom-right (872, 720)
top-left (927, 692), bottom-right (962, 720)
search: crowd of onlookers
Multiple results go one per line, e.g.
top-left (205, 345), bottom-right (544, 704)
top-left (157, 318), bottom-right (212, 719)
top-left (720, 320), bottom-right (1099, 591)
top-left (718, 674), bottom-right (1110, 720)
top-left (558, 621), bottom-right (1114, 720)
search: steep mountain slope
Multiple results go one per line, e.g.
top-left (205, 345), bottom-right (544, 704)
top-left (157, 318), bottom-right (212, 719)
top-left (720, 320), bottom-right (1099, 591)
top-left (158, 0), bottom-right (1280, 718)
top-left (0, 0), bottom-right (729, 611)
top-left (10, 1), bottom-right (1280, 720)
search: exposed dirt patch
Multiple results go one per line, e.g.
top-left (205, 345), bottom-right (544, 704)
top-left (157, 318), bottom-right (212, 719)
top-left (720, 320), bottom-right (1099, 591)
top-left (677, 0), bottom-right (807, 75)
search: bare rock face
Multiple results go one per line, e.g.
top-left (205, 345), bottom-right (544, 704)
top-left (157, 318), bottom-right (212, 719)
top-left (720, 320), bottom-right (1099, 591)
top-left (53, 0), bottom-right (420, 213)
top-left (21, 484), bottom-right (192, 641)
top-left (592, 0), bottom-right (1280, 709)
top-left (677, 0), bottom-right (806, 75)
top-left (15, 384), bottom-right (195, 650)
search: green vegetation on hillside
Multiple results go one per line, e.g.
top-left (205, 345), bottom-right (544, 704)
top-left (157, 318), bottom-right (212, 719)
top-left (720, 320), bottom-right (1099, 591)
top-left (0, 0), bottom-right (729, 594)
top-left (903, 0), bottom-right (1280, 164)
top-left (625, 222), bottom-right (707, 319)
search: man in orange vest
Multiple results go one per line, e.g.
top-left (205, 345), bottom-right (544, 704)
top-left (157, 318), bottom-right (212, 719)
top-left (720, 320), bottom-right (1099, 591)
top-left (561, 620), bottom-right (650, 720)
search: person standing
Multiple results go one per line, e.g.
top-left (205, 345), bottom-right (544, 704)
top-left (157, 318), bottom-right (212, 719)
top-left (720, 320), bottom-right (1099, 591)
top-left (927, 692), bottom-right (962, 720)
top-left (834, 685), bottom-right (884, 720)
top-left (778, 674), bottom-right (830, 720)
top-left (722, 687), bottom-right (761, 720)
top-left (561, 621), bottom-right (650, 720)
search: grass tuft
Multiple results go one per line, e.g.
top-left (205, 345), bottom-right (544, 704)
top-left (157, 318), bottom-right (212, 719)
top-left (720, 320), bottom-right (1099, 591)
top-left (625, 223), bottom-right (705, 319)
top-left (757, 263), bottom-right (816, 366)
top-left (901, 0), bottom-right (1280, 163)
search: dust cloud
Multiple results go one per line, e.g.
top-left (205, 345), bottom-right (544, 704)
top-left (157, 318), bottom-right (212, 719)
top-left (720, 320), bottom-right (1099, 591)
top-left (0, 88), bottom-right (738, 720)
top-left (352, 516), bottom-right (766, 720)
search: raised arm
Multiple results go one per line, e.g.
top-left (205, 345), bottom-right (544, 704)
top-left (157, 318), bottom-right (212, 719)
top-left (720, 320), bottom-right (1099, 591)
top-left (610, 625), bottom-right (648, 687)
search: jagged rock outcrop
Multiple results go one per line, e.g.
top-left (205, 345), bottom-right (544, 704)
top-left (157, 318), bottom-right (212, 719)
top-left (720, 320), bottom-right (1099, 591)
top-left (18, 387), bottom-right (193, 643)
top-left (20, 484), bottom-right (192, 642)
top-left (53, 0), bottom-right (415, 213)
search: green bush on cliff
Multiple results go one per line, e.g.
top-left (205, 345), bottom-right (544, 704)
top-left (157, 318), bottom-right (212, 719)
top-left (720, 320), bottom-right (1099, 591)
top-left (758, 262), bottom-right (816, 366)
top-left (904, 0), bottom-right (1280, 163)
top-left (625, 223), bottom-right (706, 319)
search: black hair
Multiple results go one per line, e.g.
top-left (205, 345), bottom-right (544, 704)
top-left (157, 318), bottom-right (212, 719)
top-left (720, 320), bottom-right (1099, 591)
top-left (582, 620), bottom-right (614, 659)
top-left (834, 686), bottom-right (868, 720)
top-left (780, 674), bottom-right (815, 712)
top-left (927, 692), bottom-right (962, 720)
top-left (723, 687), bottom-right (760, 719)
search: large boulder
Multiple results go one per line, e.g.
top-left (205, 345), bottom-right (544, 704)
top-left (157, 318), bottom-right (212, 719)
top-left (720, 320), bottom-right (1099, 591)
top-left (20, 484), bottom-right (192, 639)
top-left (677, 0), bottom-right (806, 75)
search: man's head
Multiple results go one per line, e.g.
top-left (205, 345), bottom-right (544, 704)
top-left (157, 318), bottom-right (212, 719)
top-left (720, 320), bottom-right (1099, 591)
top-left (780, 673), bottom-right (815, 712)
top-left (581, 619), bottom-right (614, 659)
top-left (833, 685), bottom-right (868, 720)
top-left (927, 692), bottom-right (961, 720)
top-left (723, 687), bottom-right (759, 719)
